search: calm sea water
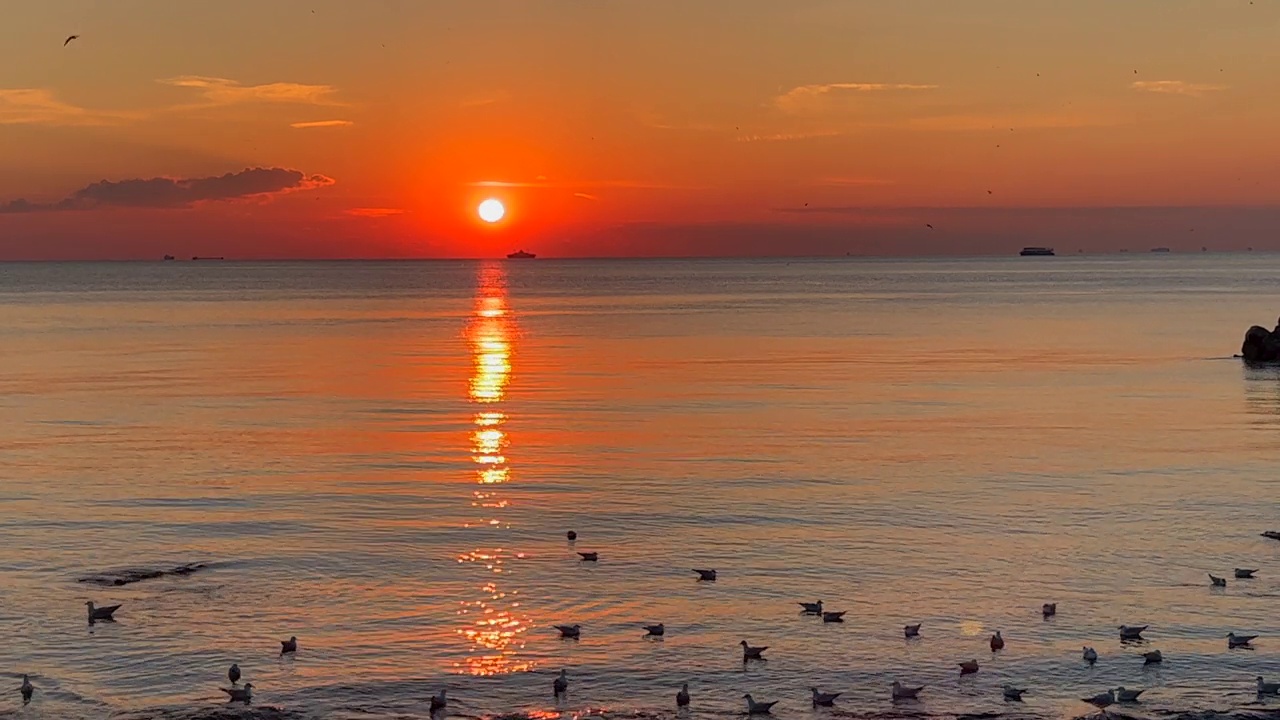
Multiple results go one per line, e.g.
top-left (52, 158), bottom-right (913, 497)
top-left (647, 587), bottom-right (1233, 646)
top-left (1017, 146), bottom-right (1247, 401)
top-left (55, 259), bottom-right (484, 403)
top-left (4, 255), bottom-right (1280, 720)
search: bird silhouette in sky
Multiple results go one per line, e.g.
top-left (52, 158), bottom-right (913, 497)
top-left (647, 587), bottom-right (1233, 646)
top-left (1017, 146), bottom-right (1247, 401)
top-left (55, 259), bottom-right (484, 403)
top-left (64, 35), bottom-right (79, 46)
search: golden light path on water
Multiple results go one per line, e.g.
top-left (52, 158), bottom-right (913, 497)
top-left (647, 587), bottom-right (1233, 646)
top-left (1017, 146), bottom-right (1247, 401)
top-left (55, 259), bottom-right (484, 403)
top-left (456, 264), bottom-right (532, 676)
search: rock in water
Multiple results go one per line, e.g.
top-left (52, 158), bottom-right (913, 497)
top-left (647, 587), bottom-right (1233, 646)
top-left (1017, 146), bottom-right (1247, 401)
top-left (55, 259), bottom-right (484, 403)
top-left (1242, 325), bottom-right (1280, 364)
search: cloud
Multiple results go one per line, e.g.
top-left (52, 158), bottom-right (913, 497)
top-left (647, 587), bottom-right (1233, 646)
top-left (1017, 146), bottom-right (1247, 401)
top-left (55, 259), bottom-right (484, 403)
top-left (465, 179), bottom-right (698, 190)
top-left (290, 119), bottom-right (353, 129)
top-left (573, 192), bottom-right (597, 201)
top-left (736, 130), bottom-right (847, 142)
top-left (1131, 80), bottom-right (1226, 97)
top-left (0, 167), bottom-right (334, 213)
top-left (775, 82), bottom-right (938, 114)
top-left (345, 207), bottom-right (405, 218)
top-left (0, 88), bottom-right (136, 126)
top-left (159, 76), bottom-right (344, 107)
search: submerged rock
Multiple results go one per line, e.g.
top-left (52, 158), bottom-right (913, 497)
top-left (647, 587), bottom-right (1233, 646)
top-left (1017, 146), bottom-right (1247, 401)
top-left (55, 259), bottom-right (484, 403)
top-left (78, 562), bottom-right (209, 587)
top-left (1241, 325), bottom-right (1280, 364)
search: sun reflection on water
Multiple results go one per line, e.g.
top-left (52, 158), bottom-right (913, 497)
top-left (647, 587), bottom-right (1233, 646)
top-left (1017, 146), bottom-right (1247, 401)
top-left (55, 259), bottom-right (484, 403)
top-left (455, 264), bottom-right (533, 675)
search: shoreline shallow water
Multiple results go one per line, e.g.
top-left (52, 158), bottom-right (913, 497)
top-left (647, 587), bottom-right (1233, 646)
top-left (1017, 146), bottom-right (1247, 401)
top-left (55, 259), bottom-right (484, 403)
top-left (4, 256), bottom-right (1280, 719)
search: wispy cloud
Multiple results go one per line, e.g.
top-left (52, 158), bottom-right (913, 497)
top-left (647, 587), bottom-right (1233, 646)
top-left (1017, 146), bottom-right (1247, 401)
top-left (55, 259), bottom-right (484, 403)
top-left (775, 82), bottom-right (938, 114)
top-left (736, 130), bottom-right (847, 143)
top-left (345, 207), bottom-right (405, 218)
top-left (0, 88), bottom-right (136, 126)
top-left (573, 192), bottom-right (597, 201)
top-left (1131, 80), bottom-right (1226, 97)
top-left (907, 112), bottom-right (1120, 131)
top-left (0, 167), bottom-right (334, 213)
top-left (291, 119), bottom-right (353, 129)
top-left (465, 179), bottom-right (697, 190)
top-left (159, 76), bottom-right (344, 108)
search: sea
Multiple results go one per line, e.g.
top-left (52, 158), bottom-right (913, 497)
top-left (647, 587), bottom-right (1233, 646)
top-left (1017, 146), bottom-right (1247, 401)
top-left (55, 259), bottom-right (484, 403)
top-left (3, 254), bottom-right (1280, 720)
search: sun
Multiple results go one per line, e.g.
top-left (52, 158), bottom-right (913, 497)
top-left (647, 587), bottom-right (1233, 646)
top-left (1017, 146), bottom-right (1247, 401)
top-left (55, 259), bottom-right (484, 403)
top-left (478, 198), bottom-right (505, 223)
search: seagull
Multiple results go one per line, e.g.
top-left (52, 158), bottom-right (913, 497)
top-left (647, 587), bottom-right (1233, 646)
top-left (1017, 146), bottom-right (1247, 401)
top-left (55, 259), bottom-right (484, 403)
top-left (554, 624), bottom-right (582, 639)
top-left (1082, 690), bottom-right (1115, 709)
top-left (1142, 649), bottom-right (1163, 664)
top-left (811, 687), bottom-right (841, 707)
top-left (990, 631), bottom-right (1004, 651)
top-left (1236, 568), bottom-right (1258, 579)
top-left (1115, 686), bottom-right (1145, 703)
top-left (280, 636), bottom-right (297, 654)
top-left (743, 694), bottom-right (778, 714)
top-left (221, 683), bottom-right (253, 703)
top-left (904, 623), bottom-right (921, 638)
top-left (798, 600), bottom-right (823, 614)
top-left (85, 601), bottom-right (120, 622)
top-left (553, 669), bottom-right (568, 696)
top-left (566, 530), bottom-right (577, 541)
top-left (1258, 676), bottom-right (1280, 694)
top-left (692, 569), bottom-right (716, 581)
top-left (1003, 685), bottom-right (1028, 701)
top-left (1210, 574), bottom-right (1227, 587)
top-left (430, 689), bottom-right (447, 713)
top-left (1119, 625), bottom-right (1147, 640)
top-left (740, 640), bottom-right (767, 660)
top-left (1042, 603), bottom-right (1057, 617)
top-left (1083, 646), bottom-right (1098, 663)
top-left (926, 224), bottom-right (934, 229)
top-left (63, 35), bottom-right (79, 46)
top-left (228, 663), bottom-right (240, 684)
top-left (822, 611), bottom-right (845, 623)
top-left (676, 683), bottom-right (690, 707)
top-left (892, 681), bottom-right (924, 700)
top-left (19, 675), bottom-right (33, 705)
top-left (577, 552), bottom-right (598, 562)
top-left (1229, 632), bottom-right (1258, 648)
top-left (959, 659), bottom-right (980, 675)
top-left (643, 623), bottom-right (665, 637)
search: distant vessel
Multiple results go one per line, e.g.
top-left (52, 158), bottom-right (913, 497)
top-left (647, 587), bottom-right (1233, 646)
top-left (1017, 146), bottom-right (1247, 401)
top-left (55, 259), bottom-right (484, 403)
top-left (1019, 247), bottom-right (1055, 256)
top-left (162, 255), bottom-right (175, 261)
top-left (1150, 247), bottom-right (1171, 253)
top-left (191, 256), bottom-right (225, 261)
top-left (506, 250), bottom-right (536, 259)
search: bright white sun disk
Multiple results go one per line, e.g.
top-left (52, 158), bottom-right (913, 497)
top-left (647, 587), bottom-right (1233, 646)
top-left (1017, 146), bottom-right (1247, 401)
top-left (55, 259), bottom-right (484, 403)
top-left (478, 199), bottom-right (505, 223)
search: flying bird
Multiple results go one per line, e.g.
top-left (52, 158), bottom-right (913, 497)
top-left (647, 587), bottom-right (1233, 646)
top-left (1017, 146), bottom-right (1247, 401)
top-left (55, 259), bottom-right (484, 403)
top-left (64, 35), bottom-right (79, 46)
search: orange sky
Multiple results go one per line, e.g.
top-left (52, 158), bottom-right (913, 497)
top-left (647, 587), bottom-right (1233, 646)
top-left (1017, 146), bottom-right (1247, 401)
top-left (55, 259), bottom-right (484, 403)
top-left (3, 0), bottom-right (1280, 259)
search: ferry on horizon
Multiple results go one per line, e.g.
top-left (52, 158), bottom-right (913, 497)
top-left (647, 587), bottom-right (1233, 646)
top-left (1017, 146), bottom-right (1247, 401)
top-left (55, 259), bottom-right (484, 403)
top-left (507, 250), bottom-right (536, 259)
top-left (1019, 247), bottom-right (1055, 256)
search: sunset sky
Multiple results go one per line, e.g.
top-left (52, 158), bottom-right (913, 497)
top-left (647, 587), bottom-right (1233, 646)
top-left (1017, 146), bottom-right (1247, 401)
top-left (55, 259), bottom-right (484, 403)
top-left (3, 0), bottom-right (1280, 259)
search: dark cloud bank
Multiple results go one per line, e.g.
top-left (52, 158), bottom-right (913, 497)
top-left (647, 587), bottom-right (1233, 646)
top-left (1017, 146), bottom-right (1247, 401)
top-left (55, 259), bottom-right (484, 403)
top-left (0, 167), bottom-right (333, 213)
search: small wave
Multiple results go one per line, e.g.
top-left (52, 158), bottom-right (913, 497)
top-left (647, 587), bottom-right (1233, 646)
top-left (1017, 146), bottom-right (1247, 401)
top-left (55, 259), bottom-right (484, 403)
top-left (77, 562), bottom-right (212, 587)
top-left (112, 705), bottom-right (304, 720)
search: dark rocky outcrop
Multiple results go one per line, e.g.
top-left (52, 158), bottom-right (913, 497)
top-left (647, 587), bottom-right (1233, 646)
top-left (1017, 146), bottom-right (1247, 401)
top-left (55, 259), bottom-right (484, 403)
top-left (1241, 325), bottom-right (1280, 364)
top-left (78, 562), bottom-right (209, 587)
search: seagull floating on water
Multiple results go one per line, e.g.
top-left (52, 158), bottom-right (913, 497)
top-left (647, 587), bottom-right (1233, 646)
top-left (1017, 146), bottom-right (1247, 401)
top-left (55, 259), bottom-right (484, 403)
top-left (1142, 649), bottom-right (1163, 664)
top-left (1119, 624), bottom-right (1147, 640)
top-left (19, 675), bottom-right (33, 705)
top-left (1258, 677), bottom-right (1280, 694)
top-left (1042, 603), bottom-right (1057, 617)
top-left (740, 640), bottom-right (767, 660)
top-left (577, 552), bottom-right (598, 562)
top-left (1115, 686), bottom-right (1145, 702)
top-left (221, 684), bottom-right (253, 704)
top-left (228, 663), bottom-right (240, 685)
top-left (892, 681), bottom-right (924, 700)
top-left (1229, 632), bottom-right (1258, 648)
top-left (990, 630), bottom-right (1004, 651)
top-left (430, 688), bottom-right (447, 713)
top-left (1236, 568), bottom-right (1258, 579)
top-left (1083, 646), bottom-right (1098, 663)
top-left (1210, 573), bottom-right (1227, 587)
top-left (904, 623), bottom-right (921, 638)
top-left (553, 670), bottom-right (568, 696)
top-left (85, 601), bottom-right (120, 622)
top-left (554, 624), bottom-right (582, 639)
top-left (810, 687), bottom-right (841, 706)
top-left (280, 636), bottom-right (297, 654)
top-left (822, 611), bottom-right (845, 623)
top-left (959, 659), bottom-right (980, 675)
top-left (676, 683), bottom-right (690, 707)
top-left (743, 693), bottom-right (778, 714)
top-left (692, 569), bottom-right (716, 581)
top-left (1082, 690), bottom-right (1114, 709)
top-left (798, 601), bottom-right (823, 614)
top-left (1003, 685), bottom-right (1028, 701)
top-left (643, 623), bottom-right (665, 637)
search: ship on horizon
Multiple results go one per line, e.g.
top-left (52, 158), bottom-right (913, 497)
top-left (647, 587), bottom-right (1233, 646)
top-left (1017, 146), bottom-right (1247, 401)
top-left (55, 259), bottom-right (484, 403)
top-left (507, 250), bottom-right (536, 259)
top-left (1019, 247), bottom-right (1055, 256)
